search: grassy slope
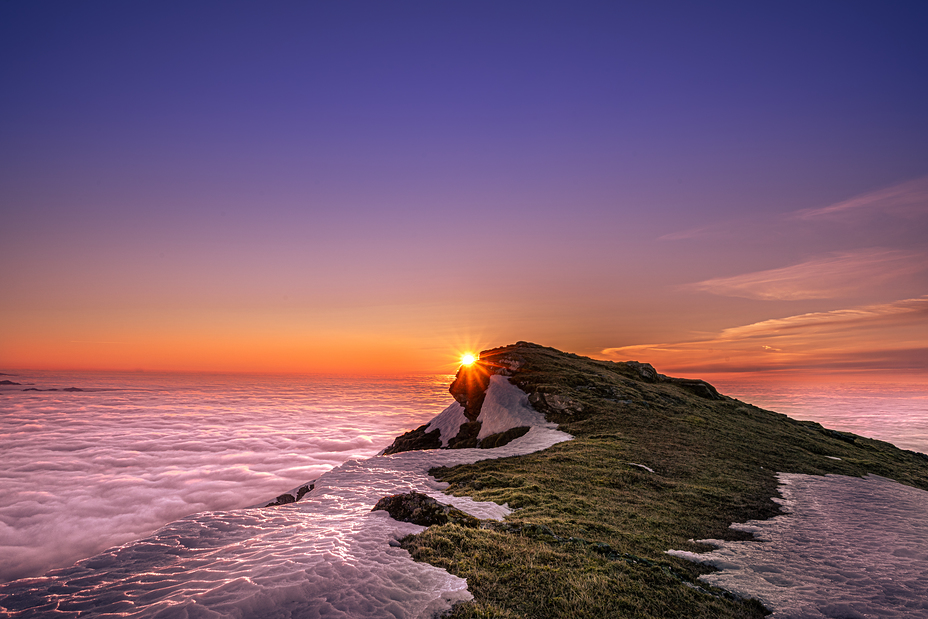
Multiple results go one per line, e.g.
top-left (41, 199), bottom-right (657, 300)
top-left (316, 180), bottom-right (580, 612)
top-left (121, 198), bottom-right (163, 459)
top-left (401, 343), bottom-right (928, 618)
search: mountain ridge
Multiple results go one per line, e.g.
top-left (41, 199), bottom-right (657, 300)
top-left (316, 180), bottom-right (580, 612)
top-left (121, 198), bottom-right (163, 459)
top-left (394, 341), bottom-right (928, 618)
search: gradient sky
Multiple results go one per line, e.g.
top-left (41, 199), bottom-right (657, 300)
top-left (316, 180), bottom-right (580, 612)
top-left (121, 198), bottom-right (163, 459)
top-left (2, 2), bottom-right (927, 376)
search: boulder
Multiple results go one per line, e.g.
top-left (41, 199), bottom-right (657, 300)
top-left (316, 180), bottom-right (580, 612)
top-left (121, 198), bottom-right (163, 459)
top-left (447, 421), bottom-right (481, 449)
top-left (383, 424), bottom-right (442, 455)
top-left (478, 425), bottom-right (530, 449)
top-left (372, 491), bottom-right (479, 528)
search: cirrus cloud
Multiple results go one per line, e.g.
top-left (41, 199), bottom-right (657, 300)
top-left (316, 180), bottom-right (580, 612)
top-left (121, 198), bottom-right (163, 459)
top-left (601, 296), bottom-right (928, 376)
top-left (685, 249), bottom-right (926, 301)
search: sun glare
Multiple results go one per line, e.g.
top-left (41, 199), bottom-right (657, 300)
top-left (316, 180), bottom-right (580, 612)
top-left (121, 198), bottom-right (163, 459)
top-left (460, 353), bottom-right (477, 366)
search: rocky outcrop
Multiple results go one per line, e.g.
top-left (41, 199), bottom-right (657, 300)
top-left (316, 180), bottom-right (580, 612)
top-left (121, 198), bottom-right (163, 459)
top-left (383, 424), bottom-right (442, 455)
top-left (386, 359), bottom-right (537, 453)
top-left (0, 380), bottom-right (20, 385)
top-left (527, 392), bottom-right (583, 422)
top-left (372, 491), bottom-right (480, 528)
top-left (265, 483), bottom-right (314, 507)
top-left (267, 493), bottom-right (295, 507)
top-left (664, 377), bottom-right (722, 400)
top-left (623, 360), bottom-right (721, 399)
top-left (295, 484), bottom-right (312, 501)
top-left (449, 365), bottom-right (493, 422)
top-left (446, 421), bottom-right (481, 449)
top-left (478, 426), bottom-right (530, 449)
top-left (383, 341), bottom-right (724, 456)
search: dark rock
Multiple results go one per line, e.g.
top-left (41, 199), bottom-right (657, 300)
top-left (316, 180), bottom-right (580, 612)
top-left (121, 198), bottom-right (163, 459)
top-left (621, 360), bottom-right (722, 399)
top-left (372, 491), bottom-right (480, 528)
top-left (528, 392), bottom-right (583, 421)
top-left (296, 484), bottom-right (314, 501)
top-left (625, 361), bottom-right (658, 382)
top-left (447, 421), bottom-right (481, 449)
top-left (23, 388), bottom-right (58, 391)
top-left (479, 426), bottom-right (530, 449)
top-left (62, 387), bottom-right (84, 392)
top-left (0, 380), bottom-right (20, 385)
top-left (665, 378), bottom-right (723, 400)
top-left (383, 424), bottom-right (442, 455)
top-left (265, 493), bottom-right (296, 507)
top-left (449, 364), bottom-right (493, 422)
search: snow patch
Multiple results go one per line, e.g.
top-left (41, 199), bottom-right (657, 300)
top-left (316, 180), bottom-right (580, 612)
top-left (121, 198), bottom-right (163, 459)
top-left (425, 401), bottom-right (468, 447)
top-left (477, 375), bottom-right (556, 440)
top-left (668, 473), bottom-right (928, 618)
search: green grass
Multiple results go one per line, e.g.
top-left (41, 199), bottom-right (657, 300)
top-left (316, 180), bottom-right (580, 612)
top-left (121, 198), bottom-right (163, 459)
top-left (399, 343), bottom-right (928, 618)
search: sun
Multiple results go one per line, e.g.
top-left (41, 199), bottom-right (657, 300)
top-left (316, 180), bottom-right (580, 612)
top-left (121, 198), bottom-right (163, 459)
top-left (460, 353), bottom-right (477, 366)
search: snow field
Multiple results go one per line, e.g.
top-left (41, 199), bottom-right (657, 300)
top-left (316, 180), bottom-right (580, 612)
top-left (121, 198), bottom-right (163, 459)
top-left (668, 473), bottom-right (928, 618)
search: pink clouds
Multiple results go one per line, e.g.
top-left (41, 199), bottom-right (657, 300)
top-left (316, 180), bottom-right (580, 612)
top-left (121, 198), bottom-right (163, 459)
top-left (795, 175), bottom-right (928, 221)
top-left (687, 249), bottom-right (924, 301)
top-left (601, 296), bottom-right (928, 376)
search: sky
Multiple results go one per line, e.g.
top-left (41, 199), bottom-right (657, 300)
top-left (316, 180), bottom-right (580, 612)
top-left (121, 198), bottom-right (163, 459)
top-left (1, 1), bottom-right (927, 377)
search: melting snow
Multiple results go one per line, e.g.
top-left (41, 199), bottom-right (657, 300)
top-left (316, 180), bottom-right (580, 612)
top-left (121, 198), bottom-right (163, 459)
top-left (424, 402), bottom-right (468, 447)
top-left (477, 375), bottom-right (557, 440)
top-left (668, 473), bottom-right (928, 618)
top-left (0, 379), bottom-right (572, 618)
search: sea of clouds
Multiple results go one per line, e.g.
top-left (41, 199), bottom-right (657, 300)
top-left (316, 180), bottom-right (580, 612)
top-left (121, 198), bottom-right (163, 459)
top-left (0, 376), bottom-right (573, 618)
top-left (0, 371), bottom-right (451, 582)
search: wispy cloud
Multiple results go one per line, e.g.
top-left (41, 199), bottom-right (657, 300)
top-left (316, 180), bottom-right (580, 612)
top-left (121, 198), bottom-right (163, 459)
top-left (795, 175), bottom-right (928, 220)
top-left (659, 175), bottom-right (928, 242)
top-left (657, 223), bottom-right (727, 241)
top-left (686, 249), bottom-right (925, 300)
top-left (600, 296), bottom-right (928, 375)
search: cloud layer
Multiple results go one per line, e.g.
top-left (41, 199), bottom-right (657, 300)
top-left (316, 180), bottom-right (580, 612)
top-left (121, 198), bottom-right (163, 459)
top-left (0, 373), bottom-right (450, 582)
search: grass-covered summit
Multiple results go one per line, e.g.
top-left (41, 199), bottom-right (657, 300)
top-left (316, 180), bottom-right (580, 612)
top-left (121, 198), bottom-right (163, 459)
top-left (400, 342), bottom-right (928, 618)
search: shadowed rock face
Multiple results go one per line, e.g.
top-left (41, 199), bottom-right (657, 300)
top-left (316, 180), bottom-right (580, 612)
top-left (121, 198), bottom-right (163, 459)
top-left (372, 491), bottom-right (480, 528)
top-left (382, 424), bottom-right (442, 455)
top-left (446, 421), bottom-right (481, 449)
top-left (478, 426), bottom-right (530, 449)
top-left (449, 365), bottom-right (493, 422)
